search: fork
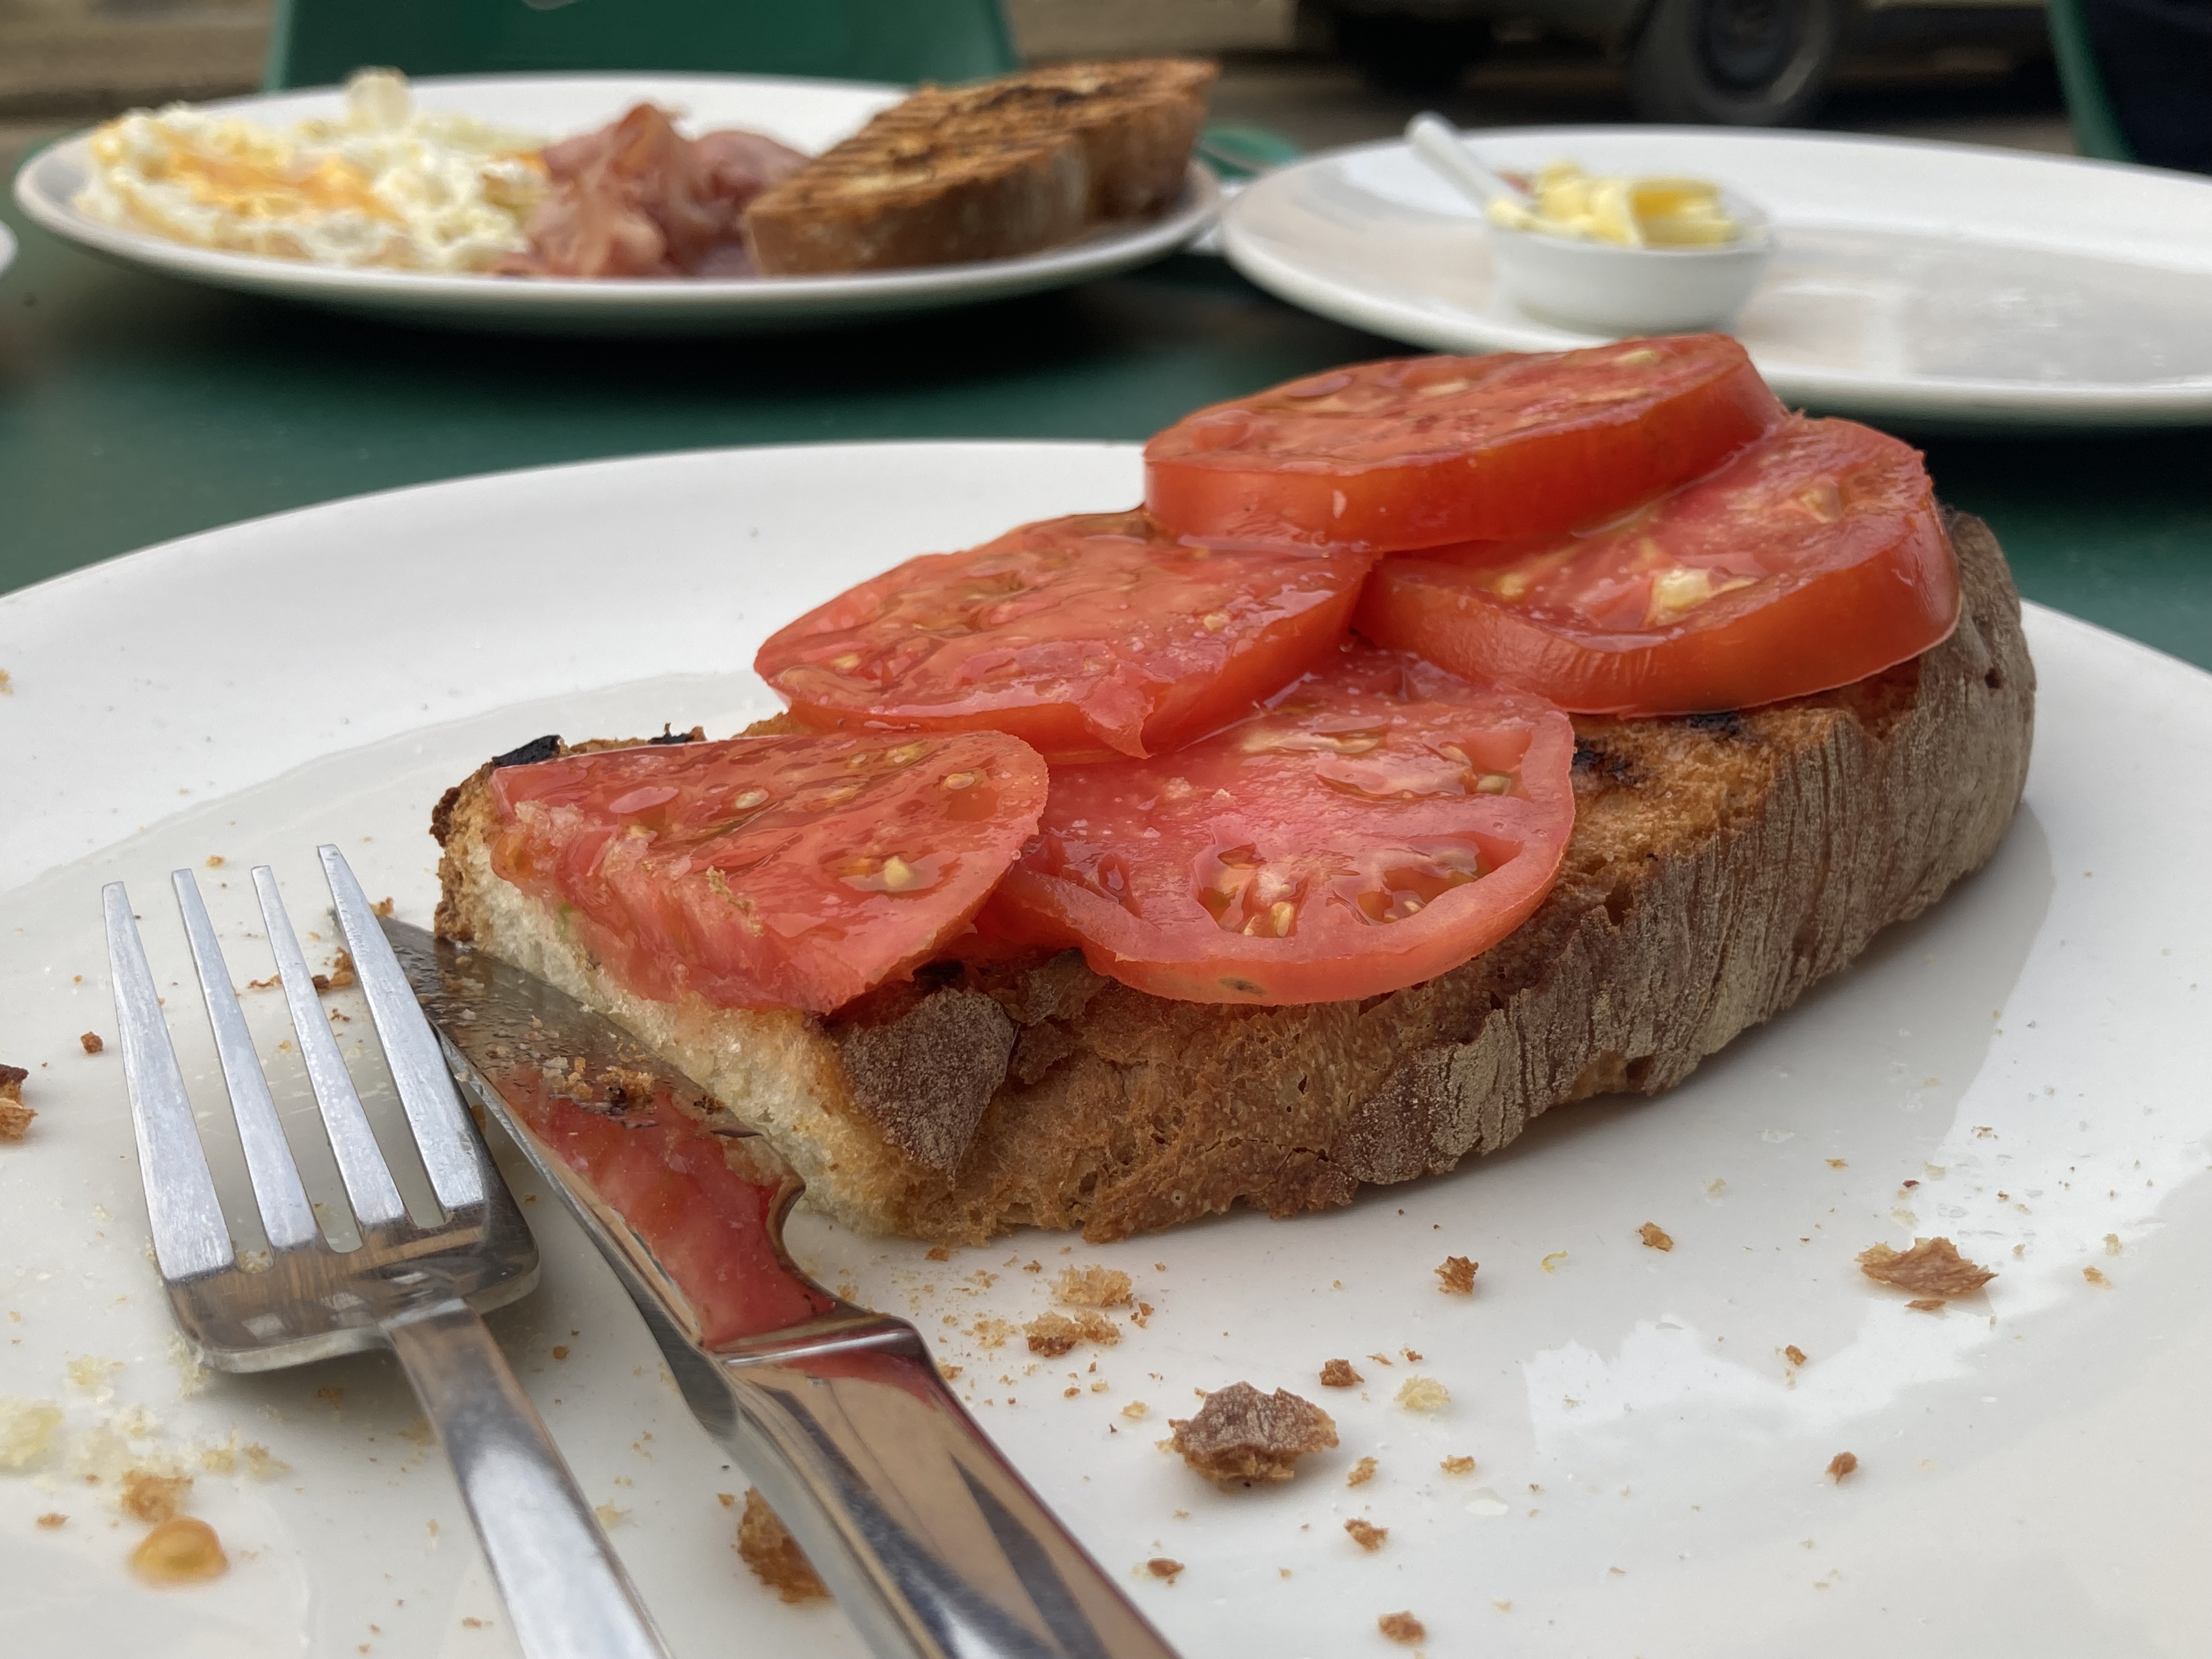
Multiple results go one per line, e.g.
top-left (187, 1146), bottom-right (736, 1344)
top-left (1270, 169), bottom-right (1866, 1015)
top-left (103, 845), bottom-right (668, 1659)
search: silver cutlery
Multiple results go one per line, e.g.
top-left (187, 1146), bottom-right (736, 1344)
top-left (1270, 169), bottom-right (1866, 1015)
top-left (104, 847), bottom-right (668, 1659)
top-left (382, 913), bottom-right (1181, 1659)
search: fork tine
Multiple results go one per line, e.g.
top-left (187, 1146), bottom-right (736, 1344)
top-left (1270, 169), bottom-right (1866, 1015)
top-left (171, 871), bottom-right (321, 1251)
top-left (102, 882), bottom-right (234, 1281)
top-left (252, 865), bottom-right (408, 1232)
top-left (320, 847), bottom-right (486, 1215)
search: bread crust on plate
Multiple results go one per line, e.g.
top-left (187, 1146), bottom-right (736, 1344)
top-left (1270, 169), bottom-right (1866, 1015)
top-left (433, 510), bottom-right (2033, 1243)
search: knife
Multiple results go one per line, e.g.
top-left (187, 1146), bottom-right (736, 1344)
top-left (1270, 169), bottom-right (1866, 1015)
top-left (380, 918), bottom-right (1178, 1659)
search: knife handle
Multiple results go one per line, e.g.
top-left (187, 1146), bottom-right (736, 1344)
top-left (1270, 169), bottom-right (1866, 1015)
top-left (710, 1327), bottom-right (1179, 1659)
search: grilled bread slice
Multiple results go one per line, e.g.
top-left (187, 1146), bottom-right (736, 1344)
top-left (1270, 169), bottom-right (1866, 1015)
top-left (432, 511), bottom-right (2032, 1244)
top-left (743, 59), bottom-right (1215, 275)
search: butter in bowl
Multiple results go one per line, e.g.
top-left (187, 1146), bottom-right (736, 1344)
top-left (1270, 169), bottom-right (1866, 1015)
top-left (1407, 117), bottom-right (1773, 336)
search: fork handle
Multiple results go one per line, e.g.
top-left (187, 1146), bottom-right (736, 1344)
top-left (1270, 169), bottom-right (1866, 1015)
top-left (387, 1300), bottom-right (669, 1659)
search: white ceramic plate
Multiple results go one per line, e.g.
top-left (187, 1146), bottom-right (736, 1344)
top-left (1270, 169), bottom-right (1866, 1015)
top-left (3, 444), bottom-right (2210, 1658)
top-left (0, 219), bottom-right (16, 280)
top-left (10, 75), bottom-right (1217, 335)
top-left (1223, 128), bottom-right (2212, 426)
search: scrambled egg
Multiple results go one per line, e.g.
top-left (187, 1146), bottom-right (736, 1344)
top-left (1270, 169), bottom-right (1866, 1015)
top-left (1486, 161), bottom-right (1739, 250)
top-left (75, 70), bottom-right (546, 272)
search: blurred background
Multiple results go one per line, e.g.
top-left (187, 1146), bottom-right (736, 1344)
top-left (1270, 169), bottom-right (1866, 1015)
top-left (0, 0), bottom-right (2070, 179)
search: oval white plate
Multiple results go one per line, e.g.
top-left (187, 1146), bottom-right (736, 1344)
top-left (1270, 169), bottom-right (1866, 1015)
top-left (10, 74), bottom-right (1217, 335)
top-left (1223, 128), bottom-right (2212, 426)
top-left (3, 444), bottom-right (2210, 1656)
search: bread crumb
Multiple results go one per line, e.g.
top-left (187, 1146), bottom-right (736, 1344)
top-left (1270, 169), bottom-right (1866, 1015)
top-left (1347, 1455), bottom-right (1377, 1487)
top-left (736, 1489), bottom-right (828, 1604)
top-left (1319, 1358), bottom-right (1362, 1388)
top-left (1146, 1557), bottom-right (1183, 1583)
top-left (594, 1504), bottom-right (629, 1527)
top-left (1541, 1250), bottom-right (1567, 1272)
top-left (1435, 1255), bottom-right (1477, 1294)
top-left (1395, 1376), bottom-right (1450, 1414)
top-left (67, 1354), bottom-right (121, 1391)
top-left (1401, 1347), bottom-right (1421, 1363)
top-left (1024, 1310), bottom-right (1119, 1357)
top-left (969, 1317), bottom-right (1015, 1350)
top-left (1639, 1223), bottom-right (1674, 1252)
top-left (2104, 1233), bottom-right (2122, 1256)
top-left (1440, 1455), bottom-right (1475, 1476)
top-left (1857, 1237), bottom-right (1995, 1299)
top-left (370, 896), bottom-right (395, 918)
top-left (311, 951), bottom-right (357, 994)
top-left (1826, 1451), bottom-right (1858, 1482)
top-left (35, 1512), bottom-right (66, 1529)
top-left (1827, 1158), bottom-right (1847, 1169)
top-left (0, 1065), bottom-right (33, 1141)
top-left (1169, 1383), bottom-right (1336, 1487)
top-left (925, 1245), bottom-right (950, 1261)
top-left (0, 1396), bottom-right (63, 1468)
top-left (79, 1032), bottom-right (104, 1056)
top-left (120, 1469), bottom-right (192, 1524)
top-left (2084, 1265), bottom-right (2111, 1288)
top-left (1022, 1260), bottom-right (1043, 1273)
top-left (716, 1493), bottom-right (736, 1508)
top-left (130, 1516), bottom-right (227, 1585)
top-left (1906, 1298), bottom-right (1945, 1312)
top-left (1784, 1345), bottom-right (1808, 1367)
top-left (1054, 1266), bottom-right (1132, 1308)
top-left (1345, 1517), bottom-right (1388, 1552)
top-left (1367, 1351), bottom-right (1394, 1367)
top-left (1378, 1611), bottom-right (1425, 1645)
top-left (1121, 1401), bottom-right (1149, 1420)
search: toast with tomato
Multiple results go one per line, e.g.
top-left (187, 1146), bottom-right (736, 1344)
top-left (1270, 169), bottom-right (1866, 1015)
top-left (431, 506), bottom-right (2029, 1242)
top-left (742, 59), bottom-right (1214, 276)
top-left (431, 340), bottom-right (2031, 1242)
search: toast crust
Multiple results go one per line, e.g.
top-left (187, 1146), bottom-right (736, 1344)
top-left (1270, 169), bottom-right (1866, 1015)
top-left (742, 59), bottom-right (1215, 275)
top-left (435, 510), bottom-right (2033, 1242)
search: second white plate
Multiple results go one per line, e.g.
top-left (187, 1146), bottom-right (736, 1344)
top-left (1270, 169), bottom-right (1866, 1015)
top-left (12, 74), bottom-right (1218, 335)
top-left (1222, 127), bottom-right (2212, 426)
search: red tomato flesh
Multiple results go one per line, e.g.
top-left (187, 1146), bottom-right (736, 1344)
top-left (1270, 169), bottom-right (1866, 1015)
top-left (753, 510), bottom-right (1374, 764)
top-left (489, 732), bottom-right (1047, 1014)
top-left (983, 644), bottom-right (1576, 1005)
top-left (492, 1059), bottom-right (833, 1347)
top-left (1355, 417), bottom-right (1959, 716)
top-left (1143, 335), bottom-right (1785, 554)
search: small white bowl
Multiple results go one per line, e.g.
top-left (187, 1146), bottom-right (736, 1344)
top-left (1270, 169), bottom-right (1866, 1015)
top-left (1486, 201), bottom-right (1774, 337)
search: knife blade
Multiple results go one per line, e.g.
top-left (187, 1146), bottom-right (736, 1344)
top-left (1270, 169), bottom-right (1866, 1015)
top-left (381, 917), bottom-right (1178, 1659)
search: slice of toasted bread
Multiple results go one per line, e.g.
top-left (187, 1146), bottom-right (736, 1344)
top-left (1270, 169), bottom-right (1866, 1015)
top-left (433, 511), bottom-right (2032, 1243)
top-left (742, 59), bottom-right (1215, 275)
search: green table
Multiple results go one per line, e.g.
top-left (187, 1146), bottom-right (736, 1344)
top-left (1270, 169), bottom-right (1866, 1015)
top-left (5, 193), bottom-right (2210, 672)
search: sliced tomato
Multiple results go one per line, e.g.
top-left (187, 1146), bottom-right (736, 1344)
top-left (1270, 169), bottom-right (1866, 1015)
top-left (981, 644), bottom-right (1576, 1005)
top-left (1354, 417), bottom-right (1959, 715)
top-left (489, 731), bottom-right (1047, 1013)
top-left (753, 510), bottom-right (1373, 764)
top-left (1143, 335), bottom-right (1785, 553)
